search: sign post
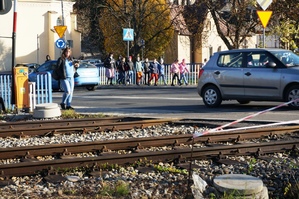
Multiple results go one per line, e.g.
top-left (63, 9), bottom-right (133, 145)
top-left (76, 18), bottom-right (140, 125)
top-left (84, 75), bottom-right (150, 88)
top-left (123, 28), bottom-right (134, 59)
top-left (256, 0), bottom-right (272, 48)
top-left (141, 39), bottom-right (145, 60)
top-left (54, 26), bottom-right (67, 49)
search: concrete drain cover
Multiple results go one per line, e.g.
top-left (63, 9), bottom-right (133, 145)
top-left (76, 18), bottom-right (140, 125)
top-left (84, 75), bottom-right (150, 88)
top-left (33, 103), bottom-right (61, 118)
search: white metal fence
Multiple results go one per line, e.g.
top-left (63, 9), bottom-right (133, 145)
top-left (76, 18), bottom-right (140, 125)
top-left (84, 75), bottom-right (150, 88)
top-left (0, 73), bottom-right (52, 112)
top-left (98, 63), bottom-right (202, 85)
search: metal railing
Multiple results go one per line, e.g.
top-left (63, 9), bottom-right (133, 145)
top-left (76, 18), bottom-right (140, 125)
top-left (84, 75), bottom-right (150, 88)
top-left (98, 63), bottom-right (202, 85)
top-left (0, 74), bottom-right (13, 110)
top-left (0, 72), bottom-right (52, 112)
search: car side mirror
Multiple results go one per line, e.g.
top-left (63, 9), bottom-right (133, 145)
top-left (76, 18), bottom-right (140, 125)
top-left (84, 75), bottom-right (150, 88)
top-left (267, 62), bottom-right (276, 68)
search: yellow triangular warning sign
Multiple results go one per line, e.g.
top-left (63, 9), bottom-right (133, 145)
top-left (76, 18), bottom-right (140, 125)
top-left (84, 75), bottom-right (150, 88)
top-left (257, 11), bottom-right (272, 28)
top-left (54, 26), bottom-right (67, 38)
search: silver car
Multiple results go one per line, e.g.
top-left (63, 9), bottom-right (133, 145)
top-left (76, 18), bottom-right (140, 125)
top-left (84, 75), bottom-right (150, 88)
top-left (197, 48), bottom-right (299, 108)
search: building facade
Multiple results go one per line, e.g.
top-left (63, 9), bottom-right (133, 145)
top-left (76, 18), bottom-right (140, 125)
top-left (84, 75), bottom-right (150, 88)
top-left (0, 0), bottom-right (81, 71)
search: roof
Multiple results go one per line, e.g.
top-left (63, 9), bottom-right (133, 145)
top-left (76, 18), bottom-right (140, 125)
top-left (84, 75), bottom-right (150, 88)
top-left (170, 5), bottom-right (191, 35)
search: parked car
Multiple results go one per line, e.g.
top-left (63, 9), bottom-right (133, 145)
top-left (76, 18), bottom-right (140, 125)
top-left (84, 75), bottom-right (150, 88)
top-left (16, 63), bottom-right (40, 74)
top-left (81, 59), bottom-right (102, 65)
top-left (29, 60), bottom-right (100, 91)
top-left (197, 48), bottom-right (299, 108)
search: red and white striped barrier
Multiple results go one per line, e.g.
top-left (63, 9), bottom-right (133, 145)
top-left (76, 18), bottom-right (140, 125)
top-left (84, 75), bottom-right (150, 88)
top-left (193, 99), bottom-right (299, 138)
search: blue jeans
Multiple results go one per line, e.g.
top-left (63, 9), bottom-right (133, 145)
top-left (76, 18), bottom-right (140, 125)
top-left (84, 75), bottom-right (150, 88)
top-left (60, 77), bottom-right (74, 106)
top-left (127, 70), bottom-right (133, 84)
top-left (180, 73), bottom-right (188, 85)
top-left (117, 71), bottom-right (126, 85)
top-left (159, 74), bottom-right (167, 85)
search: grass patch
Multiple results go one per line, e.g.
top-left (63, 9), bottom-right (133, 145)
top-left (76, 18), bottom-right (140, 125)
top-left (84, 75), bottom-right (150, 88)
top-left (61, 109), bottom-right (106, 119)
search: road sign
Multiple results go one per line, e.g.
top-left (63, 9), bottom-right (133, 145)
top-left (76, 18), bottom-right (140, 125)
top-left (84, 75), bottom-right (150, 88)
top-left (257, 11), bottom-right (272, 28)
top-left (257, 0), bottom-right (272, 11)
top-left (123, 29), bottom-right (134, 41)
top-left (55, 39), bottom-right (66, 49)
top-left (54, 26), bottom-right (67, 38)
top-left (0, 0), bottom-right (12, 15)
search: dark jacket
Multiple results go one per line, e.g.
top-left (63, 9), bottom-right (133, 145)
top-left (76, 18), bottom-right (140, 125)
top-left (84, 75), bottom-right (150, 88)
top-left (104, 57), bottom-right (115, 69)
top-left (117, 61), bottom-right (127, 72)
top-left (57, 57), bottom-right (67, 79)
top-left (143, 61), bottom-right (150, 73)
top-left (126, 60), bottom-right (134, 71)
top-left (149, 62), bottom-right (159, 74)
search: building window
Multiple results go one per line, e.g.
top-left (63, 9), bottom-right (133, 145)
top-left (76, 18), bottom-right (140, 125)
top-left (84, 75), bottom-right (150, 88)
top-left (67, 40), bottom-right (73, 48)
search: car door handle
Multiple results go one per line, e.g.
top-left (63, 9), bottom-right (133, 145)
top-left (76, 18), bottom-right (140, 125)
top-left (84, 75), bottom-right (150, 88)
top-left (245, 72), bottom-right (251, 76)
top-left (214, 71), bottom-right (220, 75)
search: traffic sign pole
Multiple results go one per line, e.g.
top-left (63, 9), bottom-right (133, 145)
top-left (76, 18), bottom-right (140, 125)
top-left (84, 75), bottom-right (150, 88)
top-left (257, 0), bottom-right (272, 48)
top-left (257, 11), bottom-right (273, 48)
top-left (11, 0), bottom-right (18, 105)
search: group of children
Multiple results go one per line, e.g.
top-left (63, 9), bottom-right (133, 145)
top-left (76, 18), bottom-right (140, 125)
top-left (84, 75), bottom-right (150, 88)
top-left (104, 53), bottom-right (190, 86)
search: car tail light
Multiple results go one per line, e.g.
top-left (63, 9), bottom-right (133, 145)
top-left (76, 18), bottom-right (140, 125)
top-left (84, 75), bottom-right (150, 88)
top-left (198, 69), bottom-right (204, 78)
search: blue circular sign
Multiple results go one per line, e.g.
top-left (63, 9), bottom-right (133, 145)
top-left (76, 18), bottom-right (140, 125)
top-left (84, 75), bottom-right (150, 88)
top-left (55, 39), bottom-right (66, 49)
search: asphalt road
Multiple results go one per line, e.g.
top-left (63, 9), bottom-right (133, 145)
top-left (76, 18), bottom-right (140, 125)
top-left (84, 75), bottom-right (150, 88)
top-left (52, 85), bottom-right (299, 123)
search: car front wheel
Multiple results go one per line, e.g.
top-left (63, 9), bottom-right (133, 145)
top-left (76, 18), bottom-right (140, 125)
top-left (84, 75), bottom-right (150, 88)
top-left (202, 85), bottom-right (222, 108)
top-left (286, 85), bottom-right (299, 109)
top-left (86, 86), bottom-right (97, 91)
top-left (237, 100), bottom-right (250, 105)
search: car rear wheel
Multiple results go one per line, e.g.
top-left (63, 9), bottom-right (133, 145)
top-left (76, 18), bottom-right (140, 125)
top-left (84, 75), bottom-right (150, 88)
top-left (237, 100), bottom-right (250, 104)
top-left (202, 85), bottom-right (222, 108)
top-left (286, 85), bottom-right (299, 109)
top-left (86, 86), bottom-right (97, 91)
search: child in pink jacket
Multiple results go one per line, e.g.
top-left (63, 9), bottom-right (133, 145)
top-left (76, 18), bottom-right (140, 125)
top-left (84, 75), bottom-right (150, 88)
top-left (179, 59), bottom-right (189, 85)
top-left (170, 59), bottom-right (182, 86)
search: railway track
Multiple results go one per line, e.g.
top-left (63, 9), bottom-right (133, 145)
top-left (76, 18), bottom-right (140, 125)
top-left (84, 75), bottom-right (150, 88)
top-left (0, 117), bottom-right (298, 178)
top-left (0, 117), bottom-right (176, 138)
top-left (0, 125), bottom-right (299, 160)
top-left (0, 139), bottom-right (298, 178)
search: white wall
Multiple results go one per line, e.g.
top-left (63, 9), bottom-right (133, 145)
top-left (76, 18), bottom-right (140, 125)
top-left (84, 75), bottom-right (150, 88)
top-left (0, 0), bottom-right (80, 71)
top-left (177, 35), bottom-right (191, 63)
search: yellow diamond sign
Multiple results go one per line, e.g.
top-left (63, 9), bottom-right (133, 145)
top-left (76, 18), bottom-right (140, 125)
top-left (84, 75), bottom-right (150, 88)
top-left (54, 26), bottom-right (67, 38)
top-left (257, 11), bottom-right (272, 28)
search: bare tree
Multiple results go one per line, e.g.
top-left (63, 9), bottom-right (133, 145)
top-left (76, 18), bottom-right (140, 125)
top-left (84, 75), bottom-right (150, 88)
top-left (186, 0), bottom-right (259, 50)
top-left (74, 0), bottom-right (105, 58)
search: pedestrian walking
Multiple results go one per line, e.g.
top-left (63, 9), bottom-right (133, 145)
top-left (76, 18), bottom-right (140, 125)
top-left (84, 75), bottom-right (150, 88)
top-left (126, 56), bottom-right (134, 84)
top-left (104, 52), bottom-right (116, 85)
top-left (158, 58), bottom-right (167, 85)
top-left (148, 58), bottom-right (159, 86)
top-left (143, 58), bottom-right (150, 85)
top-left (117, 56), bottom-right (127, 85)
top-left (135, 56), bottom-right (143, 85)
top-left (56, 47), bottom-right (79, 110)
top-left (170, 59), bottom-right (181, 86)
top-left (179, 58), bottom-right (189, 85)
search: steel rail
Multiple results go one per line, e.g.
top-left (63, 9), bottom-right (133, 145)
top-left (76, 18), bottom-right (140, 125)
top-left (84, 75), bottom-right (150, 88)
top-left (0, 139), bottom-right (298, 177)
top-left (0, 118), bottom-right (176, 138)
top-left (0, 125), bottom-right (298, 160)
top-left (0, 116), bottom-right (124, 129)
